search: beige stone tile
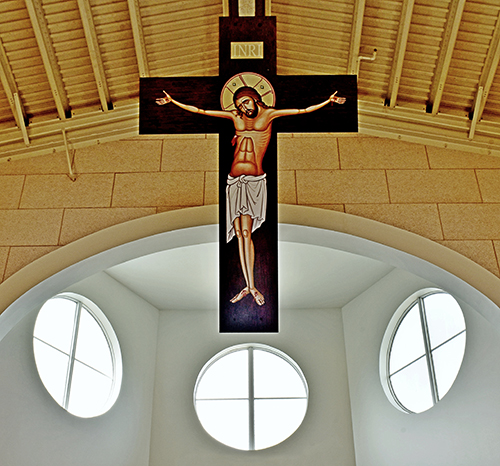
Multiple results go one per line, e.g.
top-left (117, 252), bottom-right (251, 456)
top-left (0, 152), bottom-right (69, 175)
top-left (0, 175), bottom-right (24, 209)
top-left (74, 140), bottom-right (162, 173)
top-left (278, 135), bottom-right (339, 170)
top-left (162, 136), bottom-right (218, 172)
top-left (20, 174), bottom-right (114, 208)
top-left (59, 207), bottom-right (157, 245)
top-left (437, 240), bottom-right (499, 277)
top-left (0, 247), bottom-right (8, 282)
top-left (476, 170), bottom-right (500, 202)
top-left (204, 171), bottom-right (219, 205)
top-left (345, 204), bottom-right (443, 240)
top-left (307, 204), bottom-right (345, 212)
top-left (112, 172), bottom-right (205, 207)
top-left (427, 146), bottom-right (500, 169)
top-left (0, 209), bottom-right (63, 246)
top-left (296, 169), bottom-right (389, 204)
top-left (278, 170), bottom-right (297, 204)
top-left (4, 246), bottom-right (59, 279)
top-left (439, 204), bottom-right (500, 240)
top-left (339, 137), bottom-right (428, 169)
top-left (493, 241), bottom-right (500, 272)
top-left (387, 170), bottom-right (481, 203)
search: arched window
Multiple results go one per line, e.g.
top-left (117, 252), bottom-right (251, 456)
top-left (33, 293), bottom-right (123, 418)
top-left (380, 289), bottom-right (466, 413)
top-left (194, 343), bottom-right (308, 450)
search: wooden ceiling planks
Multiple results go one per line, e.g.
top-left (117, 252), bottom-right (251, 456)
top-left (0, 0), bottom-right (500, 160)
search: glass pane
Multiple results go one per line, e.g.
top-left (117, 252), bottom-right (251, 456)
top-left (254, 399), bottom-right (307, 450)
top-left (390, 357), bottom-right (434, 413)
top-left (33, 339), bottom-right (69, 407)
top-left (75, 307), bottom-right (113, 377)
top-left (432, 332), bottom-right (466, 400)
top-left (67, 361), bottom-right (113, 418)
top-left (196, 350), bottom-right (248, 400)
top-left (389, 303), bottom-right (426, 374)
top-left (195, 400), bottom-right (249, 450)
top-left (33, 297), bottom-right (77, 353)
top-left (424, 293), bottom-right (466, 349)
top-left (254, 350), bottom-right (306, 398)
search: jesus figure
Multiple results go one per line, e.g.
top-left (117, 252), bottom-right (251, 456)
top-left (156, 85), bottom-right (345, 306)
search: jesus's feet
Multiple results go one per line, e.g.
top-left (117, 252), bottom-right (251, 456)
top-left (230, 287), bottom-right (250, 303)
top-left (249, 287), bottom-right (265, 306)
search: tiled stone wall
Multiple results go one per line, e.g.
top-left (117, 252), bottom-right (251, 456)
top-left (1, 133), bottom-right (500, 284)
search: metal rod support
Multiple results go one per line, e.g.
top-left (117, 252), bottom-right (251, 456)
top-left (13, 93), bottom-right (29, 146)
top-left (469, 86), bottom-right (483, 140)
top-left (62, 129), bottom-right (77, 181)
top-left (356, 49), bottom-right (377, 75)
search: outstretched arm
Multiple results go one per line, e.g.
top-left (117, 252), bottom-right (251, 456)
top-left (156, 91), bottom-right (234, 120)
top-left (269, 91), bottom-right (346, 119)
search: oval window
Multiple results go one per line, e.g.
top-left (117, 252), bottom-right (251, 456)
top-left (33, 293), bottom-right (123, 418)
top-left (194, 343), bottom-right (308, 450)
top-left (380, 289), bottom-right (466, 413)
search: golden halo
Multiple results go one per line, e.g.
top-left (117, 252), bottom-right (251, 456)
top-left (220, 72), bottom-right (276, 111)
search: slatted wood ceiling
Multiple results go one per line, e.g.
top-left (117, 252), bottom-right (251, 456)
top-left (0, 0), bottom-right (499, 162)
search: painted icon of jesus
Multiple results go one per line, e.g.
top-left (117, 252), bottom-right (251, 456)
top-left (156, 75), bottom-right (345, 307)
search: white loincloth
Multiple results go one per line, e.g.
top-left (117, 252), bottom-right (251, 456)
top-left (226, 174), bottom-right (267, 243)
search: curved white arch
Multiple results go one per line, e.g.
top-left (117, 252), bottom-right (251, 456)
top-left (1, 204), bottom-right (499, 341)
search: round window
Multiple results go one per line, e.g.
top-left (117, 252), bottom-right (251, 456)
top-left (194, 344), bottom-right (308, 450)
top-left (33, 293), bottom-right (123, 418)
top-left (380, 289), bottom-right (466, 413)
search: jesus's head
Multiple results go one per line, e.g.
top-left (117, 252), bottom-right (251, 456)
top-left (233, 86), bottom-right (268, 118)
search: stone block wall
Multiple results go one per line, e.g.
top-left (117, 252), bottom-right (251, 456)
top-left (1, 133), bottom-right (500, 285)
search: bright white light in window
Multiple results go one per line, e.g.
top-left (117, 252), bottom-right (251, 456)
top-left (33, 293), bottom-right (122, 418)
top-left (389, 303), bottom-right (425, 374)
top-left (432, 332), bottom-right (466, 399)
top-left (194, 344), bottom-right (308, 450)
top-left (254, 398), bottom-right (308, 450)
top-left (382, 289), bottom-right (466, 414)
top-left (390, 357), bottom-right (433, 413)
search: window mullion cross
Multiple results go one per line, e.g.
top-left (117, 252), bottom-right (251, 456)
top-left (418, 298), bottom-right (439, 405)
top-left (63, 302), bottom-right (82, 409)
top-left (248, 347), bottom-right (255, 451)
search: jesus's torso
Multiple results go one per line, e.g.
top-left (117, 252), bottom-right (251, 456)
top-left (229, 108), bottom-right (273, 177)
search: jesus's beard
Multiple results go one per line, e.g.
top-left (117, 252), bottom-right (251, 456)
top-left (245, 107), bottom-right (258, 118)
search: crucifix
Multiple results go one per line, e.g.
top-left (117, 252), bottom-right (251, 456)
top-left (139, 0), bottom-right (357, 333)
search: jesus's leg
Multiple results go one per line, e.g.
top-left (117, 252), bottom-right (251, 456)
top-left (230, 216), bottom-right (250, 303)
top-left (240, 215), bottom-right (265, 306)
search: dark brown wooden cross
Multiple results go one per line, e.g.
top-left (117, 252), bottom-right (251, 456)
top-left (139, 0), bottom-right (357, 333)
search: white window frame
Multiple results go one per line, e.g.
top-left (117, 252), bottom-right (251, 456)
top-left (379, 288), bottom-right (466, 414)
top-left (33, 292), bottom-right (123, 418)
top-left (194, 343), bottom-right (309, 450)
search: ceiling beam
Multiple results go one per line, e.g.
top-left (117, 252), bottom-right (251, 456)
top-left (359, 100), bottom-right (500, 158)
top-left (427, 0), bottom-right (466, 115)
top-left (347, 0), bottom-right (366, 75)
top-left (25, 0), bottom-right (71, 120)
top-left (1, 99), bottom-right (500, 162)
top-left (127, 0), bottom-right (150, 77)
top-left (77, 0), bottom-right (112, 112)
top-left (385, 0), bottom-right (415, 108)
top-left (0, 101), bottom-right (139, 161)
top-left (469, 9), bottom-right (500, 123)
top-left (0, 36), bottom-right (27, 130)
